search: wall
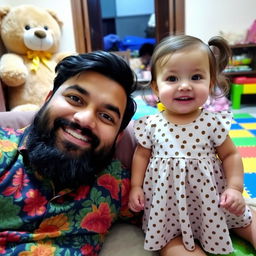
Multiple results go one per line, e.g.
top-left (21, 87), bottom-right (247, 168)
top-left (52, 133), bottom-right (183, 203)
top-left (185, 0), bottom-right (256, 44)
top-left (0, 0), bottom-right (76, 52)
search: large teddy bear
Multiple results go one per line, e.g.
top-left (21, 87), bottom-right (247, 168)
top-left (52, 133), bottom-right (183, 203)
top-left (0, 4), bottom-right (70, 111)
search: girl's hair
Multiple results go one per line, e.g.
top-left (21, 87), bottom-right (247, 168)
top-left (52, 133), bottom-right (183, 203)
top-left (150, 35), bottom-right (232, 97)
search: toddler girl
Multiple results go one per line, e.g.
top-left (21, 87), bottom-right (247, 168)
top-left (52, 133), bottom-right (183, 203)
top-left (129, 35), bottom-right (256, 255)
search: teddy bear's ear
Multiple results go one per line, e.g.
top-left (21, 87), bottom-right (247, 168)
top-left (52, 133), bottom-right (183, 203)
top-left (46, 9), bottom-right (63, 29)
top-left (0, 6), bottom-right (10, 21)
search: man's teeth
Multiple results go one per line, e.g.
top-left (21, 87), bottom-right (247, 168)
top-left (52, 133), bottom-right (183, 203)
top-left (65, 128), bottom-right (88, 142)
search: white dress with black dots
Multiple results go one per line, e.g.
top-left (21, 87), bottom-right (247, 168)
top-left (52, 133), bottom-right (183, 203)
top-left (134, 109), bottom-right (252, 254)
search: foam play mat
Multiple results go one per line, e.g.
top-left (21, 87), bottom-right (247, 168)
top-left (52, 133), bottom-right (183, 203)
top-left (231, 113), bottom-right (256, 199)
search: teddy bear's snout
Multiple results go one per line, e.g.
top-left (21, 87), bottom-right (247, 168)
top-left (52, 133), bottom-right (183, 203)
top-left (34, 30), bottom-right (47, 39)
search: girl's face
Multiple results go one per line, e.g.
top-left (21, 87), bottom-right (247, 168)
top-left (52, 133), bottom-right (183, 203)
top-left (152, 45), bottom-right (211, 120)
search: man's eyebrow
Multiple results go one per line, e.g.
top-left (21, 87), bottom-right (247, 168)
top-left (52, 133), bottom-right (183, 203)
top-left (104, 104), bottom-right (121, 119)
top-left (65, 85), bottom-right (88, 95)
top-left (65, 85), bottom-right (121, 118)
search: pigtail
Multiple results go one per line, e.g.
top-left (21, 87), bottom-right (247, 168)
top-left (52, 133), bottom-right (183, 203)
top-left (208, 36), bottom-right (232, 97)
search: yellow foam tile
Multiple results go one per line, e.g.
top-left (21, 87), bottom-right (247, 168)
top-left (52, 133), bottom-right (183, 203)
top-left (242, 158), bottom-right (256, 173)
top-left (239, 123), bottom-right (256, 129)
top-left (242, 189), bottom-right (250, 198)
top-left (229, 130), bottom-right (254, 138)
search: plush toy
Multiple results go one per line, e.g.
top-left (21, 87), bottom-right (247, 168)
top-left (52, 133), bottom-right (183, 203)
top-left (0, 4), bottom-right (70, 111)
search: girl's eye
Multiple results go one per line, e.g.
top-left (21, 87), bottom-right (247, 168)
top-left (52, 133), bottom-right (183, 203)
top-left (167, 76), bottom-right (178, 82)
top-left (192, 74), bottom-right (202, 80)
top-left (100, 113), bottom-right (114, 123)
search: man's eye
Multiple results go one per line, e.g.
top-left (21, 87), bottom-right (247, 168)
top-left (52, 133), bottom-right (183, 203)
top-left (167, 76), bottom-right (178, 82)
top-left (100, 113), bottom-right (114, 123)
top-left (67, 95), bottom-right (82, 104)
top-left (192, 74), bottom-right (202, 80)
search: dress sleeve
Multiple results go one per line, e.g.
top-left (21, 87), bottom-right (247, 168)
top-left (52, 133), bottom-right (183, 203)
top-left (133, 116), bottom-right (152, 149)
top-left (211, 111), bottom-right (233, 147)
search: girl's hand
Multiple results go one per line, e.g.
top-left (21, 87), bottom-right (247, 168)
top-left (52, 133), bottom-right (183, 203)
top-left (220, 188), bottom-right (245, 216)
top-left (128, 186), bottom-right (145, 212)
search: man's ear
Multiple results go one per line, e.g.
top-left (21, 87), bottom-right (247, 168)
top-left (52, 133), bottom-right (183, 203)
top-left (45, 91), bottom-right (53, 101)
top-left (116, 131), bottom-right (124, 145)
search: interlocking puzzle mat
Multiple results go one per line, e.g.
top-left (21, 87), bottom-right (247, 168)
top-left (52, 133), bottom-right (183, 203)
top-left (230, 113), bottom-right (256, 198)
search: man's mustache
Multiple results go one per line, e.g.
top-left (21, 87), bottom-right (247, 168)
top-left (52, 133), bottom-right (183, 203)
top-left (53, 118), bottom-right (100, 148)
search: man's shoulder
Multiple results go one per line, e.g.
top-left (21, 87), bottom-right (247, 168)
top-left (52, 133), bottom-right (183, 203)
top-left (0, 127), bottom-right (25, 142)
top-left (0, 127), bottom-right (26, 161)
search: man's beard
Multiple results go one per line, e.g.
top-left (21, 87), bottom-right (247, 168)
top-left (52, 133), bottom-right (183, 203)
top-left (26, 106), bottom-right (116, 190)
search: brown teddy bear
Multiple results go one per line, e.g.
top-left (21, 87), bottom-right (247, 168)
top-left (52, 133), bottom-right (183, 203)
top-left (0, 4), bottom-right (70, 111)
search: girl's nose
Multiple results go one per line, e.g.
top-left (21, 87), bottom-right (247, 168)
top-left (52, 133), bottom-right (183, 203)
top-left (178, 81), bottom-right (192, 90)
top-left (73, 109), bottom-right (96, 129)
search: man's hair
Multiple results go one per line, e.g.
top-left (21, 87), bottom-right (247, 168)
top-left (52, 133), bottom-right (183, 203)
top-left (53, 51), bottom-right (137, 131)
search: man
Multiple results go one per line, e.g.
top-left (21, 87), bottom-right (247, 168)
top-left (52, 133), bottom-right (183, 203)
top-left (0, 51), bottom-right (139, 255)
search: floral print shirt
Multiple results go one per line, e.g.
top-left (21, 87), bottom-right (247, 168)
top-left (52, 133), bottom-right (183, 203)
top-left (0, 127), bottom-right (133, 255)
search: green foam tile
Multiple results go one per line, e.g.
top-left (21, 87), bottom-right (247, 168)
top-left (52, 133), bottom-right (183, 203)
top-left (233, 113), bottom-right (253, 118)
top-left (232, 137), bottom-right (256, 146)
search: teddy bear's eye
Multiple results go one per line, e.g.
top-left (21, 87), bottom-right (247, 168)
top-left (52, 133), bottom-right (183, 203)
top-left (44, 26), bottom-right (48, 30)
top-left (25, 25), bottom-right (31, 30)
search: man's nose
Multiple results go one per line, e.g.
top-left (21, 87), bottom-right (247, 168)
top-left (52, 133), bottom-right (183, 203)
top-left (73, 109), bottom-right (96, 129)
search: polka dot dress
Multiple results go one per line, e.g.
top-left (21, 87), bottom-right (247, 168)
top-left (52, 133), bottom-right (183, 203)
top-left (134, 109), bottom-right (252, 254)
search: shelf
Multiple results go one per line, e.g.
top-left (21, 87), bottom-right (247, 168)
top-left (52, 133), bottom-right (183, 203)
top-left (230, 43), bottom-right (256, 49)
top-left (225, 44), bottom-right (256, 78)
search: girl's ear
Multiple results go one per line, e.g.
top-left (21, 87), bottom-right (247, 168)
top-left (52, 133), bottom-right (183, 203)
top-left (151, 81), bottom-right (159, 96)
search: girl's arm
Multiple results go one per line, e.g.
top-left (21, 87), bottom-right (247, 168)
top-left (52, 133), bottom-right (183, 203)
top-left (129, 144), bottom-right (151, 212)
top-left (216, 135), bottom-right (245, 216)
top-left (131, 144), bottom-right (151, 187)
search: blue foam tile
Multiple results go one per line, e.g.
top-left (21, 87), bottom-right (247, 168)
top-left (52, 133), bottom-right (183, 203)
top-left (244, 173), bottom-right (256, 198)
top-left (250, 130), bottom-right (256, 136)
top-left (234, 118), bottom-right (256, 123)
top-left (231, 123), bottom-right (243, 130)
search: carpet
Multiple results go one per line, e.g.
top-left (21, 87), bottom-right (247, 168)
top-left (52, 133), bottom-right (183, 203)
top-left (133, 97), bottom-right (256, 199)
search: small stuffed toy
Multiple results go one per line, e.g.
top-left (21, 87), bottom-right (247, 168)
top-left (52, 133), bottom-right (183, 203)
top-left (0, 4), bottom-right (70, 111)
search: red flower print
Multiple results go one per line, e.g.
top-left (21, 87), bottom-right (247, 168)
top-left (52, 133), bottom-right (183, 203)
top-left (23, 189), bottom-right (47, 216)
top-left (0, 245), bottom-right (6, 254)
top-left (81, 203), bottom-right (112, 233)
top-left (0, 171), bottom-right (9, 183)
top-left (0, 231), bottom-right (20, 253)
top-left (71, 186), bottom-right (90, 200)
top-left (97, 174), bottom-right (119, 200)
top-left (3, 168), bottom-right (29, 199)
top-left (4, 128), bottom-right (17, 135)
top-left (121, 178), bottom-right (130, 209)
top-left (81, 244), bottom-right (95, 255)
